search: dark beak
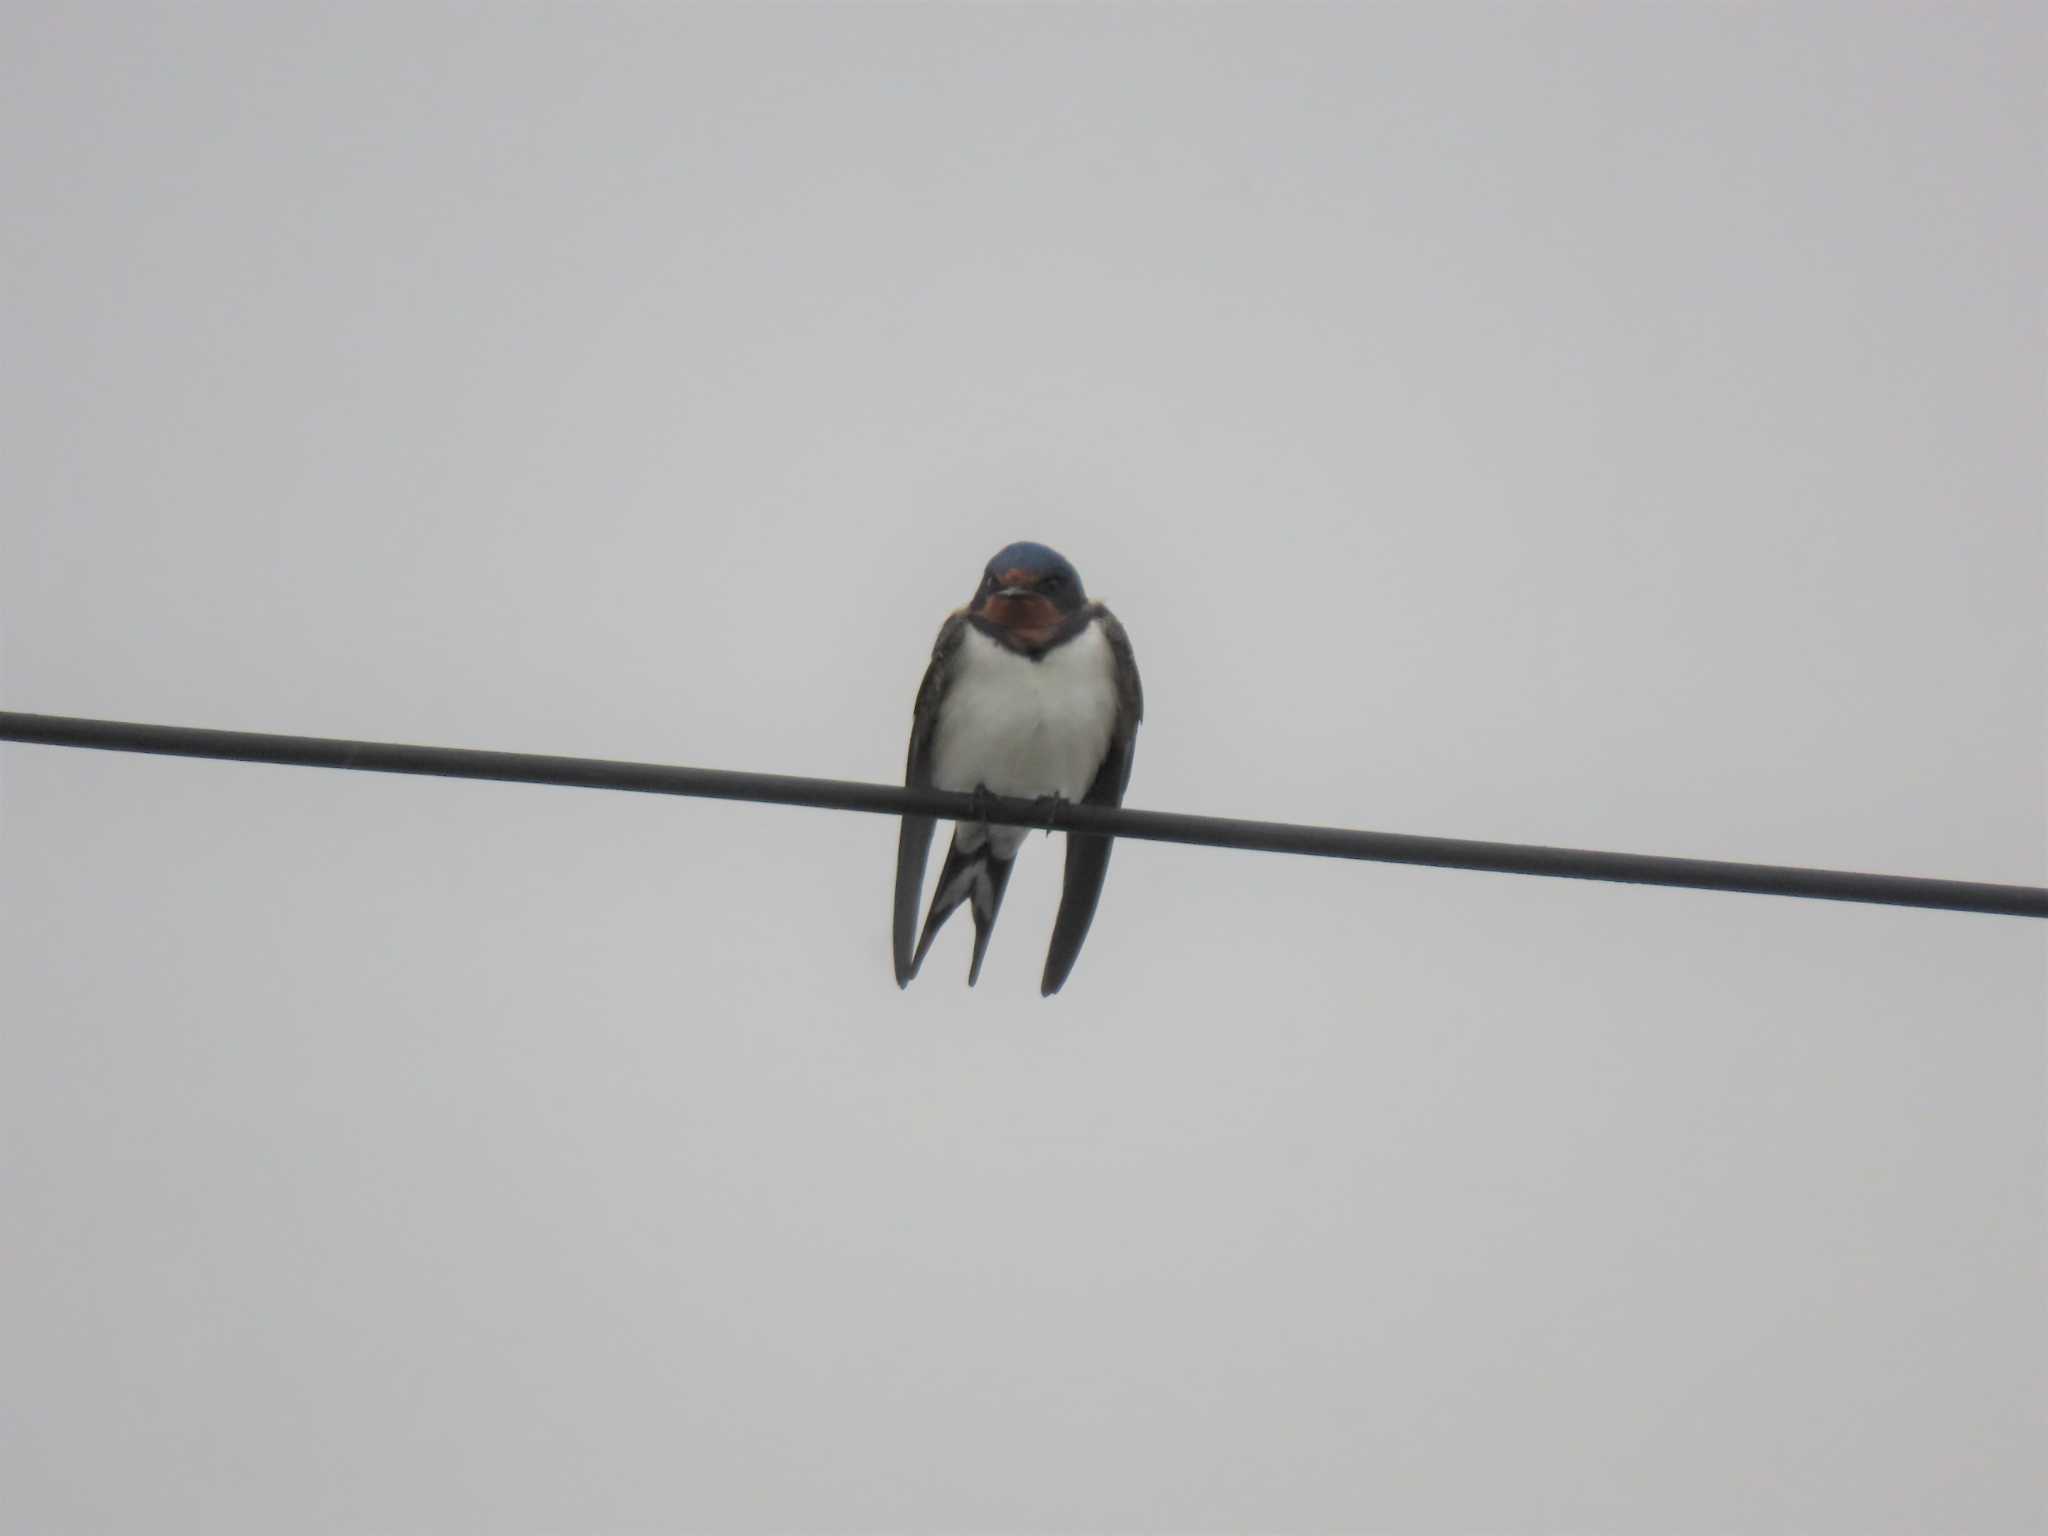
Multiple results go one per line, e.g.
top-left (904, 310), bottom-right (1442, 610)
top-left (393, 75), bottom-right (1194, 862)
top-left (997, 586), bottom-right (1034, 600)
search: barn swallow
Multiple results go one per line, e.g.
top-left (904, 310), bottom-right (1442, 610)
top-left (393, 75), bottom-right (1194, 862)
top-left (893, 542), bottom-right (1144, 996)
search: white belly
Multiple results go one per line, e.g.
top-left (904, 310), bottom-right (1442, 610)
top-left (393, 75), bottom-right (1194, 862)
top-left (930, 621), bottom-right (1119, 847)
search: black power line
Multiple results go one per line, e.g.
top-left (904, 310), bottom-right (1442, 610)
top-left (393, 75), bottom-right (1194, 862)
top-left (3, 709), bottom-right (2043, 920)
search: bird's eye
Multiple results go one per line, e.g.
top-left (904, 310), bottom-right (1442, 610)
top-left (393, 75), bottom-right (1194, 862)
top-left (1042, 574), bottom-right (1063, 593)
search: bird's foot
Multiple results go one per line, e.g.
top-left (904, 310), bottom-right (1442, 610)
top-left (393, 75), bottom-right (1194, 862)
top-left (968, 784), bottom-right (1002, 831)
top-left (1030, 793), bottom-right (1068, 833)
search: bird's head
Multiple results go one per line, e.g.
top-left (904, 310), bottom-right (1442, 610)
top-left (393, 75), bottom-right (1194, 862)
top-left (969, 542), bottom-right (1087, 648)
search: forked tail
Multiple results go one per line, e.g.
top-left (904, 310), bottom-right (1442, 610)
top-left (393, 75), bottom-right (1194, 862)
top-left (910, 832), bottom-right (1017, 985)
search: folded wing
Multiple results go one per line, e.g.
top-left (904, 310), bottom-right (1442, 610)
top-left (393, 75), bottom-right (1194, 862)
top-left (1041, 607), bottom-right (1144, 996)
top-left (894, 614), bottom-right (966, 986)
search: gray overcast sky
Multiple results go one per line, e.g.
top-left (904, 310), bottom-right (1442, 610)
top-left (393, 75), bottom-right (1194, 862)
top-left (2, 4), bottom-right (2042, 1531)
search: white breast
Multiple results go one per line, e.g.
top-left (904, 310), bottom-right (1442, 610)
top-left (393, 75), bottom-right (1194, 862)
top-left (930, 620), bottom-right (1120, 812)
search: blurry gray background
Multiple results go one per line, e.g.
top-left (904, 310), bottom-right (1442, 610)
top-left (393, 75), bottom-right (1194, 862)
top-left (3, 4), bottom-right (2041, 1531)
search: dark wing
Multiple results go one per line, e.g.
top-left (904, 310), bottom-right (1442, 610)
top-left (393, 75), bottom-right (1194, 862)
top-left (1041, 604), bottom-right (1143, 996)
top-left (893, 612), bottom-right (967, 987)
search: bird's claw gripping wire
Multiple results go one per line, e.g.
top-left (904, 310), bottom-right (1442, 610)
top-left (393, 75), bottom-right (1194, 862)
top-left (964, 786), bottom-right (1066, 835)
top-left (967, 784), bottom-right (1001, 833)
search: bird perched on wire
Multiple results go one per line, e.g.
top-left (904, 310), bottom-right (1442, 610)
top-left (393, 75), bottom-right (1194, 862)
top-left (893, 542), bottom-right (1143, 995)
